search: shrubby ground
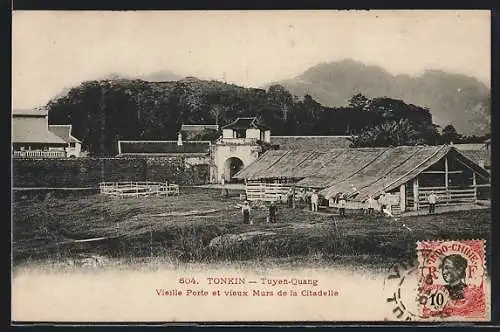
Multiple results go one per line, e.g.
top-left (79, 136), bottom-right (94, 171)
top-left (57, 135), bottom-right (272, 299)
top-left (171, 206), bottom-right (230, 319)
top-left (12, 188), bottom-right (490, 270)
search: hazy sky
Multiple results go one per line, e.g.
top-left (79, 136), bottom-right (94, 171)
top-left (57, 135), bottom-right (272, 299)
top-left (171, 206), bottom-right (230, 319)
top-left (12, 10), bottom-right (490, 109)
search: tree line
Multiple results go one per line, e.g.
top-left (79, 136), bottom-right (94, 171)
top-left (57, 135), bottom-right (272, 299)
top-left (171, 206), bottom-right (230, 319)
top-left (46, 79), bottom-right (490, 156)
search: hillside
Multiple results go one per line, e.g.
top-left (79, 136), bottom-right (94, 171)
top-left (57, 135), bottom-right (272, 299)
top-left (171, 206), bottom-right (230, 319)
top-left (47, 74), bottom-right (443, 155)
top-left (269, 59), bottom-right (491, 136)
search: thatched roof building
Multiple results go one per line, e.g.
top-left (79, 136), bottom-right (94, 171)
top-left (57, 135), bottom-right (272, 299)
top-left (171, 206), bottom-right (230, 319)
top-left (234, 145), bottom-right (490, 209)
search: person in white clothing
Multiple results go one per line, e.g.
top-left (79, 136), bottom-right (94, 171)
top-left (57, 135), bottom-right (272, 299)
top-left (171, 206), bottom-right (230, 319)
top-left (428, 191), bottom-right (438, 214)
top-left (311, 190), bottom-right (319, 212)
top-left (366, 195), bottom-right (377, 215)
top-left (338, 194), bottom-right (347, 217)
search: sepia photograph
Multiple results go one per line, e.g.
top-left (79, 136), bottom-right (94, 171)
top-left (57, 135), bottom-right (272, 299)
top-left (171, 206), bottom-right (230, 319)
top-left (11, 10), bottom-right (491, 323)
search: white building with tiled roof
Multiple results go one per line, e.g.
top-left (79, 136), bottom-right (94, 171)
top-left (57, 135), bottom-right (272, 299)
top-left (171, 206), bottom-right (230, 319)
top-left (12, 108), bottom-right (68, 158)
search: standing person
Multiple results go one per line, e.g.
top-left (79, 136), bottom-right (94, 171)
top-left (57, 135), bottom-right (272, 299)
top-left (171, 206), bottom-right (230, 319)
top-left (305, 189), bottom-right (312, 209)
top-left (241, 201), bottom-right (251, 224)
top-left (268, 201), bottom-right (277, 223)
top-left (286, 188), bottom-right (293, 208)
top-left (220, 175), bottom-right (229, 198)
top-left (334, 192), bottom-right (341, 205)
top-left (428, 191), bottom-right (438, 214)
top-left (297, 189), bottom-right (305, 209)
top-left (366, 195), bottom-right (376, 215)
top-left (338, 194), bottom-right (347, 217)
top-left (385, 194), bottom-right (393, 216)
top-left (311, 190), bottom-right (319, 212)
top-left (378, 192), bottom-right (387, 216)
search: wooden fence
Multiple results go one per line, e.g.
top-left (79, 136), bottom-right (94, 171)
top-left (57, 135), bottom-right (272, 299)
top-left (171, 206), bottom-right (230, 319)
top-left (245, 182), bottom-right (292, 202)
top-left (13, 150), bottom-right (66, 158)
top-left (416, 185), bottom-right (484, 206)
top-left (99, 181), bottom-right (180, 198)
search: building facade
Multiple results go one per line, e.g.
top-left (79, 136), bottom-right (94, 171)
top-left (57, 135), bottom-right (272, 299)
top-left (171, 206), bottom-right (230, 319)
top-left (234, 145), bottom-right (491, 213)
top-left (213, 117), bottom-right (271, 183)
top-left (12, 109), bottom-right (68, 158)
top-left (48, 125), bottom-right (83, 157)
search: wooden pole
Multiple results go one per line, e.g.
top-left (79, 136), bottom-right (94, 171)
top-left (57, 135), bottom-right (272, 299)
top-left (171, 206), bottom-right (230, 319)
top-left (413, 177), bottom-right (419, 211)
top-left (400, 184), bottom-right (406, 212)
top-left (444, 156), bottom-right (449, 205)
top-left (473, 171), bottom-right (477, 202)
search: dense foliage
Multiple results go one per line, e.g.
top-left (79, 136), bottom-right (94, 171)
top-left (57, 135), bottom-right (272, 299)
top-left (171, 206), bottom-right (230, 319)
top-left (46, 78), bottom-right (487, 155)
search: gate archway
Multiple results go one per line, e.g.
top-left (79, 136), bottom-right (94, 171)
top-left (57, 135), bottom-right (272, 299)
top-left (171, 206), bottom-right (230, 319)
top-left (224, 157), bottom-right (244, 183)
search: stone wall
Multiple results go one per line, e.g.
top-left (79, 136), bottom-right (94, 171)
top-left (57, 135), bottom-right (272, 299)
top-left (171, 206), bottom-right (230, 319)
top-left (144, 156), bottom-right (211, 185)
top-left (12, 158), bottom-right (147, 187)
top-left (13, 156), bottom-right (211, 188)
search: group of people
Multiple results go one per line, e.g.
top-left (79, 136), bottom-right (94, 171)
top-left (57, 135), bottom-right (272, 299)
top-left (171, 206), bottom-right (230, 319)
top-left (285, 188), bottom-right (320, 212)
top-left (238, 188), bottom-right (322, 224)
top-left (237, 188), bottom-right (440, 224)
top-left (364, 191), bottom-right (439, 216)
top-left (238, 200), bottom-right (278, 225)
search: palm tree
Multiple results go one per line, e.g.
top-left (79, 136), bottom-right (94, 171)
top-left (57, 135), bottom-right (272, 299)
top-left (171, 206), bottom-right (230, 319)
top-left (350, 119), bottom-right (417, 147)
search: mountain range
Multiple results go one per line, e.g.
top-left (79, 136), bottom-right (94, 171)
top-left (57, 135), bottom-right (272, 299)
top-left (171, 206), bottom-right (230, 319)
top-left (268, 59), bottom-right (490, 136)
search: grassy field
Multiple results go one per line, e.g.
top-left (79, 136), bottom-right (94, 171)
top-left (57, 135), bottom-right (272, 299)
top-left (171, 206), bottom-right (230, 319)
top-left (12, 187), bottom-right (491, 269)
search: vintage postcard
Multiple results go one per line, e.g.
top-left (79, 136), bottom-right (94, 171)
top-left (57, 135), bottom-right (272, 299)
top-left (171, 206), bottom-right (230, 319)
top-left (11, 10), bottom-right (491, 323)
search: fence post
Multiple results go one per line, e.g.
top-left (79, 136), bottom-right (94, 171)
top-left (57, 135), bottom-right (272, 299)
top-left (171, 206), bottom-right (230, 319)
top-left (413, 178), bottom-right (419, 211)
top-left (444, 156), bottom-right (449, 205)
top-left (473, 172), bottom-right (477, 202)
top-left (399, 184), bottom-right (406, 212)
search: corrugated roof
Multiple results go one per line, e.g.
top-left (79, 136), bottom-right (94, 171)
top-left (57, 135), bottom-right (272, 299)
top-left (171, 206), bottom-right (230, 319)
top-left (234, 145), bottom-right (490, 202)
top-left (12, 117), bottom-right (67, 144)
top-left (181, 124), bottom-right (219, 132)
top-left (235, 147), bottom-right (383, 182)
top-left (48, 125), bottom-right (81, 143)
top-left (222, 117), bottom-right (271, 130)
top-left (319, 146), bottom-right (451, 200)
top-left (270, 136), bottom-right (353, 150)
top-left (118, 141), bottom-right (211, 155)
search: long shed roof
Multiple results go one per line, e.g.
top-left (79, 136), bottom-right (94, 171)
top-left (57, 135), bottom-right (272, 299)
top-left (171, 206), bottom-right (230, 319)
top-left (118, 140), bottom-right (211, 156)
top-left (270, 136), bottom-right (353, 150)
top-left (234, 145), bottom-right (490, 201)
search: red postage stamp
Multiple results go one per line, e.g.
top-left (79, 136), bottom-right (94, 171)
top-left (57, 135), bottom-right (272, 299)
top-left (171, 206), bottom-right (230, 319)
top-left (416, 239), bottom-right (486, 319)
